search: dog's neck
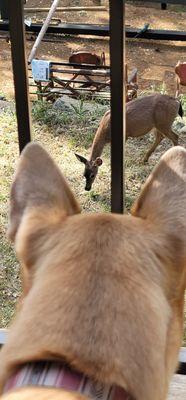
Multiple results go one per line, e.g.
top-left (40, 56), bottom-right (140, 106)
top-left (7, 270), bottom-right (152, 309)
top-left (3, 361), bottom-right (133, 400)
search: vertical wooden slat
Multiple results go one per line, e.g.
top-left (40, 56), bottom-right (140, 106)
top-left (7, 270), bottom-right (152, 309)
top-left (0, 0), bottom-right (9, 19)
top-left (9, 0), bottom-right (32, 152)
top-left (109, 0), bottom-right (125, 213)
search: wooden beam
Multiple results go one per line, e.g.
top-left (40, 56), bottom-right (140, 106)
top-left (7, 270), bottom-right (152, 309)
top-left (129, 0), bottom-right (186, 4)
top-left (24, 6), bottom-right (107, 13)
top-left (1, 21), bottom-right (186, 41)
top-left (50, 68), bottom-right (110, 77)
top-left (168, 374), bottom-right (186, 399)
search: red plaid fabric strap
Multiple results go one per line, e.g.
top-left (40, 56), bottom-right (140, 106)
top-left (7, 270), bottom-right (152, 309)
top-left (3, 361), bottom-right (132, 400)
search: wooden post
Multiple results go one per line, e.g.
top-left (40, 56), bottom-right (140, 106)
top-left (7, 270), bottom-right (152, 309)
top-left (0, 0), bottom-right (9, 19)
top-left (9, 0), bottom-right (32, 152)
top-left (110, 0), bottom-right (125, 213)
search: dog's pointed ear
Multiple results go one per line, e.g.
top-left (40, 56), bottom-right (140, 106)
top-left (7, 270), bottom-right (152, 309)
top-left (75, 153), bottom-right (88, 164)
top-left (8, 143), bottom-right (80, 242)
top-left (131, 146), bottom-right (186, 220)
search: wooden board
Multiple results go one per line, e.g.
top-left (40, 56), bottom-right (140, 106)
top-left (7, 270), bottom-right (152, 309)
top-left (0, 328), bottom-right (7, 345)
top-left (168, 374), bottom-right (186, 399)
top-left (129, 0), bottom-right (186, 4)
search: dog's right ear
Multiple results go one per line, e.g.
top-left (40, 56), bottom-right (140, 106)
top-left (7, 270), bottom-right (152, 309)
top-left (8, 143), bottom-right (81, 242)
top-left (131, 146), bottom-right (186, 223)
top-left (75, 153), bottom-right (88, 164)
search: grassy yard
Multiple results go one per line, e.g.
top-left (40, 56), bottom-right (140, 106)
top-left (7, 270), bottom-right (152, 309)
top-left (0, 95), bottom-right (185, 344)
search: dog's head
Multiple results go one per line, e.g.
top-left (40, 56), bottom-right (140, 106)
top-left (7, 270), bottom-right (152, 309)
top-left (7, 142), bottom-right (186, 301)
top-left (1, 143), bottom-right (185, 399)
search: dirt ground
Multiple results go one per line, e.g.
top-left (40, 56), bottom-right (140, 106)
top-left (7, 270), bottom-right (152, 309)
top-left (0, 1), bottom-right (186, 98)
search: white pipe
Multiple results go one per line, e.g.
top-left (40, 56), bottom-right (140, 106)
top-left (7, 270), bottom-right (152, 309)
top-left (28, 0), bottom-right (60, 63)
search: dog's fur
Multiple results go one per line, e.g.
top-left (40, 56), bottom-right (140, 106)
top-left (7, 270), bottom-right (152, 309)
top-left (0, 143), bottom-right (186, 400)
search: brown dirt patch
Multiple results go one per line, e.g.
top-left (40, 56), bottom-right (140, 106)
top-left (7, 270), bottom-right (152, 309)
top-left (0, 1), bottom-right (186, 98)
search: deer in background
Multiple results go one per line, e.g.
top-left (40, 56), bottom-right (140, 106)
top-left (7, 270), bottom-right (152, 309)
top-left (75, 93), bottom-right (183, 191)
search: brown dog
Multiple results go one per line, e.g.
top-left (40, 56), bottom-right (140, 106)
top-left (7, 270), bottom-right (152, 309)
top-left (0, 143), bottom-right (185, 400)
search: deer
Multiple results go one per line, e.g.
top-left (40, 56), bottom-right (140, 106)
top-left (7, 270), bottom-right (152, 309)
top-left (75, 93), bottom-right (183, 191)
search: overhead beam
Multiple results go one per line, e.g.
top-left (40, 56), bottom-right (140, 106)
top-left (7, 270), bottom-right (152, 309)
top-left (1, 21), bottom-right (186, 41)
top-left (126, 27), bottom-right (186, 40)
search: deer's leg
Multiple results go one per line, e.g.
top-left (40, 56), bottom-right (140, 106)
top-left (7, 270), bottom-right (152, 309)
top-left (143, 130), bottom-right (163, 163)
top-left (166, 129), bottom-right (178, 146)
top-left (175, 78), bottom-right (180, 98)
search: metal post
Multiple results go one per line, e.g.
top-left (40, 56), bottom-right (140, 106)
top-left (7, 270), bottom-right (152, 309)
top-left (109, 0), bottom-right (125, 213)
top-left (9, 0), bottom-right (32, 152)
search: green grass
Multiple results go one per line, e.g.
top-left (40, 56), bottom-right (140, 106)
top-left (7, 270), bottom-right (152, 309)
top-left (0, 239), bottom-right (20, 326)
top-left (0, 97), bottom-right (186, 345)
top-left (0, 110), bottom-right (20, 327)
top-left (171, 5), bottom-right (186, 13)
top-left (32, 98), bottom-right (108, 149)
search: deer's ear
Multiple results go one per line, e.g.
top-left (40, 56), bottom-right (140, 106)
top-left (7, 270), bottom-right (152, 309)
top-left (75, 153), bottom-right (88, 164)
top-left (94, 157), bottom-right (103, 167)
top-left (8, 143), bottom-right (80, 242)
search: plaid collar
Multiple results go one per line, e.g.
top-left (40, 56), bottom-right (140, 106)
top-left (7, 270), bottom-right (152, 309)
top-left (3, 361), bottom-right (133, 400)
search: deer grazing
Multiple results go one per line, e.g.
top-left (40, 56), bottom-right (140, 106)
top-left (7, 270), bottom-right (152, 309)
top-left (75, 93), bottom-right (183, 191)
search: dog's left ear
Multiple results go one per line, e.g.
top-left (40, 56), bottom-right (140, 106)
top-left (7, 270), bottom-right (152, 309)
top-left (8, 142), bottom-right (80, 242)
top-left (131, 146), bottom-right (186, 222)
